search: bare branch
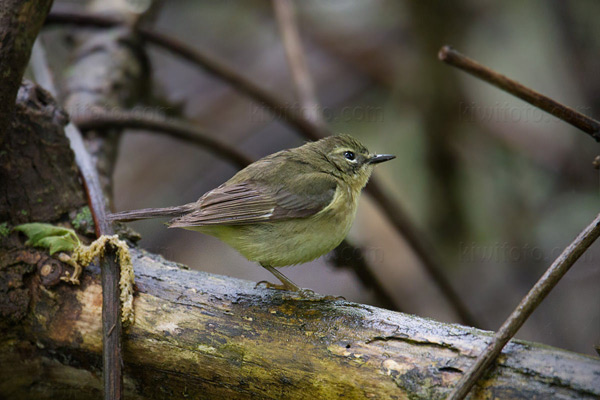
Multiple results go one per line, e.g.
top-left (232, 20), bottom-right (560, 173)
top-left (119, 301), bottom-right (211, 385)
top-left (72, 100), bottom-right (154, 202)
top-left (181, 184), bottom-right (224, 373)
top-left (366, 180), bottom-right (478, 326)
top-left (448, 212), bottom-right (600, 400)
top-left (438, 45), bottom-right (600, 142)
top-left (72, 111), bottom-right (253, 169)
top-left (44, 9), bottom-right (328, 140)
top-left (272, 0), bottom-right (326, 127)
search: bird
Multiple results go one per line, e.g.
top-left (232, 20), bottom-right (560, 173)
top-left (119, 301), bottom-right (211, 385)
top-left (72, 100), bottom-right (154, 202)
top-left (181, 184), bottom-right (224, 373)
top-left (108, 135), bottom-right (395, 292)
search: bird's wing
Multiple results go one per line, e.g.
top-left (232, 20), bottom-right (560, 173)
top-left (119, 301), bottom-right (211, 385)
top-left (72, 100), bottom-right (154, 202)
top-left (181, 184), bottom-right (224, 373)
top-left (168, 173), bottom-right (338, 227)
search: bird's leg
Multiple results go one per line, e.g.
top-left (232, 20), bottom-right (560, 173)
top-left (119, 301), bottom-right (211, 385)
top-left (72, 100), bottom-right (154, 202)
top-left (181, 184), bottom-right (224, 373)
top-left (257, 264), bottom-right (345, 300)
top-left (258, 264), bottom-right (302, 292)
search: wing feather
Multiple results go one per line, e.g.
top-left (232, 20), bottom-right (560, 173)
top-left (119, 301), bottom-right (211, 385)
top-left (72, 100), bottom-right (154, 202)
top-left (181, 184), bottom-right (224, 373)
top-left (168, 174), bottom-right (337, 228)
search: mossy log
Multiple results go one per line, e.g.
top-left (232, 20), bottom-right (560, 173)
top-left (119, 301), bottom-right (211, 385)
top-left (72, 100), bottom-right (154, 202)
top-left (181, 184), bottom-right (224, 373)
top-left (1, 247), bottom-right (599, 399)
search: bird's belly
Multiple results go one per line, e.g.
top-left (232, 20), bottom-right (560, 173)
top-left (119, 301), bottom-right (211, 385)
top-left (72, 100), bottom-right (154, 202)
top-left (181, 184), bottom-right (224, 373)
top-left (195, 210), bottom-right (354, 267)
top-left (192, 184), bottom-right (359, 267)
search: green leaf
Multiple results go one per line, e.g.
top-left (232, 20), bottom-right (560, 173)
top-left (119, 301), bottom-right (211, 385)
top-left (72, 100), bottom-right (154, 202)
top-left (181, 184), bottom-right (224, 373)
top-left (14, 223), bottom-right (81, 255)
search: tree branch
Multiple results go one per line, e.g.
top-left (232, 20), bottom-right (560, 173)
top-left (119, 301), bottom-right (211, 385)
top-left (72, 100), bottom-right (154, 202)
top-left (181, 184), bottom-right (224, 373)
top-left (368, 180), bottom-right (479, 326)
top-left (72, 110), bottom-right (253, 169)
top-left (272, 0), bottom-right (326, 128)
top-left (448, 212), bottom-right (600, 400)
top-left (44, 9), bottom-right (328, 140)
top-left (438, 45), bottom-right (600, 142)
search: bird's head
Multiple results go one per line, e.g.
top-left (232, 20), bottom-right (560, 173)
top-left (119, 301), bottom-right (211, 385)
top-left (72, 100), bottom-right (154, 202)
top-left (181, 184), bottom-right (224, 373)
top-left (308, 135), bottom-right (395, 190)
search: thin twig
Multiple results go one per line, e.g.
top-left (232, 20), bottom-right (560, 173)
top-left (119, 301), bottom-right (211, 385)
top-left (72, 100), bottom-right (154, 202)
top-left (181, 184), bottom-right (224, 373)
top-left (31, 39), bottom-right (123, 400)
top-left (45, 10), bottom-right (478, 326)
top-left (72, 111), bottom-right (253, 169)
top-left (438, 45), bottom-right (600, 142)
top-left (447, 212), bottom-right (600, 400)
top-left (272, 0), bottom-right (325, 127)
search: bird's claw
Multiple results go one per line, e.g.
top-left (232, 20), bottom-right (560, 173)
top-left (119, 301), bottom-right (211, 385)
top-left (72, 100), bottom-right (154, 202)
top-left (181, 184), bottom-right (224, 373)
top-left (255, 280), bottom-right (288, 291)
top-left (255, 281), bottom-right (343, 301)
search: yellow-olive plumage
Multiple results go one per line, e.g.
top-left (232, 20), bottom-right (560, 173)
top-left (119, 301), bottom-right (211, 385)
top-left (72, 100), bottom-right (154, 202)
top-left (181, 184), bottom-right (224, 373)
top-left (109, 135), bottom-right (395, 291)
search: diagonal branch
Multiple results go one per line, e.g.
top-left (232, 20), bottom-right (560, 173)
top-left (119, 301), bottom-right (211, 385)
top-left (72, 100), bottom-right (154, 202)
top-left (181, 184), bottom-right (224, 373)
top-left (45, 9), bottom-right (478, 326)
top-left (366, 180), bottom-right (477, 325)
top-left (438, 45), bottom-right (600, 142)
top-left (447, 212), bottom-right (600, 400)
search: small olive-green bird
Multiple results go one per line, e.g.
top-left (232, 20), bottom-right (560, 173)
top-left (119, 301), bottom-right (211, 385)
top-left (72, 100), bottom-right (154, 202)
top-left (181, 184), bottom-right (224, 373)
top-left (108, 135), bottom-right (395, 292)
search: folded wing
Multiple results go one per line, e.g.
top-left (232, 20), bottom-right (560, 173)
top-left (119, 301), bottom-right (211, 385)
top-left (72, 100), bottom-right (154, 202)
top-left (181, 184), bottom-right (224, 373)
top-left (168, 173), bottom-right (337, 228)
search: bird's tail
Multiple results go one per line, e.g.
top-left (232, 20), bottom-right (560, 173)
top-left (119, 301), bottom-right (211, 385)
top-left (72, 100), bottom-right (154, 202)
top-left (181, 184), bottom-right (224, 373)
top-left (107, 203), bottom-right (195, 222)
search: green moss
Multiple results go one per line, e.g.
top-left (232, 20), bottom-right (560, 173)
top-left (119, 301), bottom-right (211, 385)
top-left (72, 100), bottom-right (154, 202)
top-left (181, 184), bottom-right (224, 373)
top-left (71, 206), bottom-right (93, 232)
top-left (0, 222), bottom-right (10, 237)
top-left (218, 343), bottom-right (245, 366)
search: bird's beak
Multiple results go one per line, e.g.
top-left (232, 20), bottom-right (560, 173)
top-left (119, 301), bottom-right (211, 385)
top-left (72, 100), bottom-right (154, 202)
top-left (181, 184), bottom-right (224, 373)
top-left (368, 154), bottom-right (396, 164)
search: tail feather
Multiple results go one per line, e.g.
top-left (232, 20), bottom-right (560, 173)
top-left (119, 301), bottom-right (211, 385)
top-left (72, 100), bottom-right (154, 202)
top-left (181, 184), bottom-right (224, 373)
top-left (107, 203), bottom-right (195, 222)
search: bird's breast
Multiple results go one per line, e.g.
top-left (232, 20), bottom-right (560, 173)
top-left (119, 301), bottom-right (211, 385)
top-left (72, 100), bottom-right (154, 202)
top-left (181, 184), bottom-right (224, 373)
top-left (195, 184), bottom-right (360, 267)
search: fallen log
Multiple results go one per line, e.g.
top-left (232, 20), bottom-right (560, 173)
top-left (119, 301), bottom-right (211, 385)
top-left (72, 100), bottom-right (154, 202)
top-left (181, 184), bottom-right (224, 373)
top-left (1, 247), bottom-right (599, 399)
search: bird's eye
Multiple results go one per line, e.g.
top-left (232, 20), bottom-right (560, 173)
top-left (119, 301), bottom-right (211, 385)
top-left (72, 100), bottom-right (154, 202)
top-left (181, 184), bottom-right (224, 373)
top-left (344, 151), bottom-right (356, 161)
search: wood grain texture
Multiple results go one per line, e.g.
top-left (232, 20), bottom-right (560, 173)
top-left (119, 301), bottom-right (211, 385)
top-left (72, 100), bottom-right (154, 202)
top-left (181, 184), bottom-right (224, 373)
top-left (1, 248), bottom-right (598, 399)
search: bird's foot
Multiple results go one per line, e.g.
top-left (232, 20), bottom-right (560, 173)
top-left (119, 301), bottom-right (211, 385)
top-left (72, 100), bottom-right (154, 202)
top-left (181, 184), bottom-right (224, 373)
top-left (255, 280), bottom-right (289, 291)
top-left (255, 281), bottom-right (344, 301)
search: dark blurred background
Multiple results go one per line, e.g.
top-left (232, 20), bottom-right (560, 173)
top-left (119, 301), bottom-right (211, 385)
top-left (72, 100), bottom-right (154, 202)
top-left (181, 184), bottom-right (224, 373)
top-left (51, 1), bottom-right (600, 356)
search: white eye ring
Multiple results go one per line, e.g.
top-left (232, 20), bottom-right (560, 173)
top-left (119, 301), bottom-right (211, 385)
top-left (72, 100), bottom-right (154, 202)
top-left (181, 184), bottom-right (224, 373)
top-left (344, 151), bottom-right (356, 162)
